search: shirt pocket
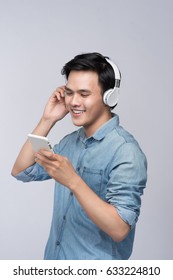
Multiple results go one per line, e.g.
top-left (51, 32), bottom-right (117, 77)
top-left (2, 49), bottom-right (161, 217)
top-left (81, 167), bottom-right (103, 195)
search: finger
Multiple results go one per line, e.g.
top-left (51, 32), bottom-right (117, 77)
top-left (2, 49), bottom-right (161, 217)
top-left (54, 91), bottom-right (65, 101)
top-left (35, 156), bottom-right (55, 172)
top-left (37, 149), bottom-right (55, 160)
top-left (37, 149), bottom-right (63, 162)
top-left (35, 152), bottom-right (55, 167)
top-left (53, 91), bottom-right (61, 101)
top-left (55, 86), bottom-right (65, 98)
top-left (60, 86), bottom-right (66, 98)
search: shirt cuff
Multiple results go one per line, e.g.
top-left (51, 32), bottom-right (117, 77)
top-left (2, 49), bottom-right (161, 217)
top-left (13, 164), bottom-right (38, 182)
top-left (115, 205), bottom-right (138, 229)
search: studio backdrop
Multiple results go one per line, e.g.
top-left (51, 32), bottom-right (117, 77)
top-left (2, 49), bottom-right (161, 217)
top-left (0, 0), bottom-right (172, 259)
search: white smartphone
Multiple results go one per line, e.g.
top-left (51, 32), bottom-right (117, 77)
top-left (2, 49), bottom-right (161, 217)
top-left (28, 134), bottom-right (54, 152)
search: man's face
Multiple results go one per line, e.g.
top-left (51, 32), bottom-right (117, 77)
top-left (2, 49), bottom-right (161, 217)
top-left (65, 70), bottom-right (111, 137)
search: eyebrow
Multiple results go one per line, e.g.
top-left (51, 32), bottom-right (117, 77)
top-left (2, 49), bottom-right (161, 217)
top-left (64, 86), bottom-right (91, 94)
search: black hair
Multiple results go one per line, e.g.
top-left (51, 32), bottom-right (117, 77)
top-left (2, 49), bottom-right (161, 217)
top-left (61, 52), bottom-right (116, 94)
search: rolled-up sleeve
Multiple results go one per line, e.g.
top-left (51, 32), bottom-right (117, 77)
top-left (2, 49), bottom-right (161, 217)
top-left (106, 143), bottom-right (147, 229)
top-left (13, 163), bottom-right (51, 182)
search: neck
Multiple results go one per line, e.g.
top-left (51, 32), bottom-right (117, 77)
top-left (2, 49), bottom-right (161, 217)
top-left (84, 110), bottom-right (112, 138)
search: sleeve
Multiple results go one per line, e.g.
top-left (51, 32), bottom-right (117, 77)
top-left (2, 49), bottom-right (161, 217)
top-left (13, 163), bottom-right (51, 182)
top-left (105, 142), bottom-right (147, 229)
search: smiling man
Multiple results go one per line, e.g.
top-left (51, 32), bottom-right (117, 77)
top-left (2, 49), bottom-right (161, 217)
top-left (65, 70), bottom-right (112, 136)
top-left (11, 52), bottom-right (147, 260)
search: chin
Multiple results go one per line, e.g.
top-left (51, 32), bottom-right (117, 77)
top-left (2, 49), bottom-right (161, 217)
top-left (71, 118), bottom-right (84, 127)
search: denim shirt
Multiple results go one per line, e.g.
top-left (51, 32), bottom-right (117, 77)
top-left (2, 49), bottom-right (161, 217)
top-left (14, 114), bottom-right (147, 260)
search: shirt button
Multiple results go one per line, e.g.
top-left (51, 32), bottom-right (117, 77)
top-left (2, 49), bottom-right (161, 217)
top-left (70, 192), bottom-right (73, 196)
top-left (63, 215), bottom-right (66, 220)
top-left (56, 241), bottom-right (60, 246)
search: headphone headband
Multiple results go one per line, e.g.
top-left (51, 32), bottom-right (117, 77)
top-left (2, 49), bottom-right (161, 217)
top-left (105, 58), bottom-right (121, 87)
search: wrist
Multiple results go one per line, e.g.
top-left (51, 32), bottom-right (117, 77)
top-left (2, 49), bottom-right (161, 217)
top-left (68, 174), bottom-right (83, 193)
top-left (32, 117), bottom-right (56, 136)
top-left (41, 116), bottom-right (57, 129)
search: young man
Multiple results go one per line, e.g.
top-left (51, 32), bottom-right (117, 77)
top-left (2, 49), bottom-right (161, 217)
top-left (11, 52), bottom-right (147, 260)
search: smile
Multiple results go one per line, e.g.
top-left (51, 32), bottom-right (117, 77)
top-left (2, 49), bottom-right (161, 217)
top-left (71, 109), bottom-right (86, 115)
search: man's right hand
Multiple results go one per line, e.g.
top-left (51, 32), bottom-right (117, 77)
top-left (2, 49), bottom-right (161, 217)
top-left (11, 86), bottom-right (69, 177)
top-left (42, 86), bottom-right (69, 124)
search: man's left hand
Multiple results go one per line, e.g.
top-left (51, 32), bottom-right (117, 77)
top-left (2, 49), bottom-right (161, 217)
top-left (35, 149), bottom-right (79, 189)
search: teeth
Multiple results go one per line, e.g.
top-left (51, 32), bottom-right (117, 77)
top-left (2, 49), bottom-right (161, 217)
top-left (72, 110), bottom-right (84, 114)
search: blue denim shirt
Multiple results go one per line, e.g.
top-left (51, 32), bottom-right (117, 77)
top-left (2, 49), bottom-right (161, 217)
top-left (14, 114), bottom-right (147, 260)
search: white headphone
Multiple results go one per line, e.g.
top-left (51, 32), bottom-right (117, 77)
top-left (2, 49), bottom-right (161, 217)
top-left (103, 58), bottom-right (121, 107)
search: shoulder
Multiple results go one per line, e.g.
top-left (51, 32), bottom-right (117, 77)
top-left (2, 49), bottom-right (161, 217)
top-left (107, 121), bottom-right (147, 167)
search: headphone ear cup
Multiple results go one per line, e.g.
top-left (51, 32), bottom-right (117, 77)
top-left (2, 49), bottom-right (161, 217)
top-left (103, 88), bottom-right (119, 107)
top-left (103, 89), bottom-right (112, 105)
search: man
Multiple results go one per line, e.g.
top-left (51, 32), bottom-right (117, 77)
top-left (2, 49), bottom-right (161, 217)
top-left (11, 52), bottom-right (147, 260)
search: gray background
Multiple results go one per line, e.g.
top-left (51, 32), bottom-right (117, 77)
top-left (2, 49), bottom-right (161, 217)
top-left (0, 0), bottom-right (172, 259)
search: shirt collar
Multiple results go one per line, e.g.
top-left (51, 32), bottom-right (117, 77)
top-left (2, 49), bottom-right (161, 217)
top-left (78, 113), bottom-right (119, 142)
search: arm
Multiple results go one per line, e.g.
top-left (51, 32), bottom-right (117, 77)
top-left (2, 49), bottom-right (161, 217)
top-left (34, 150), bottom-right (130, 242)
top-left (11, 86), bottom-right (68, 176)
top-left (71, 176), bottom-right (130, 242)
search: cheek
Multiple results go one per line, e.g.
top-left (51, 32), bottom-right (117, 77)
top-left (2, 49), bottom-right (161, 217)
top-left (65, 96), bottom-right (70, 107)
top-left (85, 96), bottom-right (104, 111)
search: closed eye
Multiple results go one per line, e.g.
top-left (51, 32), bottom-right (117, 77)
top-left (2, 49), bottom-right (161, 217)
top-left (80, 92), bottom-right (90, 97)
top-left (64, 87), bottom-right (91, 98)
top-left (78, 90), bottom-right (91, 97)
top-left (64, 91), bottom-right (73, 96)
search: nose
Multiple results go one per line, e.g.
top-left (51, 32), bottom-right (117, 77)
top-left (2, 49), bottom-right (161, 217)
top-left (69, 93), bottom-right (81, 106)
